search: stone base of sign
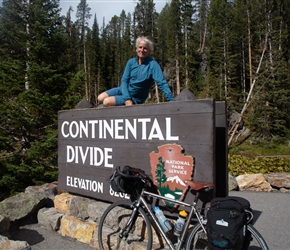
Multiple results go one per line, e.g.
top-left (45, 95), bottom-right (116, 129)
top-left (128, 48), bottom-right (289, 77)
top-left (60, 215), bottom-right (97, 244)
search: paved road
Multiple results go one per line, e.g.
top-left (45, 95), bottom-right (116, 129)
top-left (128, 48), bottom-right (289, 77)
top-left (230, 191), bottom-right (290, 250)
top-left (9, 191), bottom-right (290, 250)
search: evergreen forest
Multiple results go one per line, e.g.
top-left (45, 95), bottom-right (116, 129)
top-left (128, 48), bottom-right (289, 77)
top-left (0, 0), bottom-right (289, 200)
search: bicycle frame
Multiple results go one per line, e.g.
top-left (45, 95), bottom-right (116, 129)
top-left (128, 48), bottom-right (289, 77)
top-left (127, 188), bottom-right (207, 250)
top-left (100, 167), bottom-right (268, 250)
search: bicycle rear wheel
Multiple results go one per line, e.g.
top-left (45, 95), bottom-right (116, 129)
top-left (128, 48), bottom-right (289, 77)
top-left (185, 223), bottom-right (269, 250)
top-left (98, 199), bottom-right (153, 250)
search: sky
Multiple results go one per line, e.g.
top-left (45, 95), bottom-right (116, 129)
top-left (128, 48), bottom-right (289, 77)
top-left (0, 0), bottom-right (170, 27)
top-left (59, 0), bottom-right (170, 27)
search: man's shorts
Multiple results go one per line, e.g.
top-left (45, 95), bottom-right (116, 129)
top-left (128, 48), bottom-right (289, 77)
top-left (105, 86), bottom-right (144, 105)
top-left (106, 87), bottom-right (126, 106)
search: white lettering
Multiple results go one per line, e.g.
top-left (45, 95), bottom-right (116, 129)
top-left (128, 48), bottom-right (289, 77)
top-left (166, 160), bottom-right (190, 165)
top-left (66, 145), bottom-right (113, 167)
top-left (60, 117), bottom-right (179, 141)
top-left (79, 120), bottom-right (88, 138)
top-left (138, 118), bottom-right (151, 140)
top-left (125, 119), bottom-right (137, 139)
top-left (69, 121), bottom-right (79, 138)
top-left (88, 120), bottom-right (98, 138)
top-left (115, 119), bottom-right (124, 139)
top-left (94, 147), bottom-right (103, 166)
top-left (61, 121), bottom-right (69, 138)
top-left (103, 120), bottom-right (114, 139)
top-left (67, 145), bottom-right (75, 162)
top-left (79, 146), bottom-right (89, 164)
top-left (166, 118), bottom-right (179, 140)
top-left (168, 169), bottom-right (187, 175)
top-left (109, 186), bottom-right (130, 199)
top-left (73, 176), bottom-right (77, 187)
top-left (66, 175), bottom-right (71, 186)
top-left (66, 176), bottom-right (104, 192)
top-left (99, 120), bottom-right (103, 138)
top-left (148, 118), bottom-right (164, 140)
top-left (104, 148), bottom-right (113, 168)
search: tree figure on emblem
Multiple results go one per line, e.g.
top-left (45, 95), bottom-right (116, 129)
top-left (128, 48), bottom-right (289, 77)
top-left (155, 157), bottom-right (167, 189)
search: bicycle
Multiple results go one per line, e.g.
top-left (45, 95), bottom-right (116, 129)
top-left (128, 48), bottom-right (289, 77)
top-left (98, 166), bottom-right (269, 250)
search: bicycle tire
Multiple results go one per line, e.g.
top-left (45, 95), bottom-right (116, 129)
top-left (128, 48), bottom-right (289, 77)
top-left (98, 199), bottom-right (153, 250)
top-left (185, 222), bottom-right (269, 250)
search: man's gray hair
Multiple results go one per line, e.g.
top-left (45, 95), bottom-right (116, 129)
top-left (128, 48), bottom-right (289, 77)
top-left (136, 36), bottom-right (154, 52)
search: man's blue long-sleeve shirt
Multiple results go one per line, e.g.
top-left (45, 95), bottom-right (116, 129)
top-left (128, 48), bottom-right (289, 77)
top-left (121, 56), bottom-right (174, 104)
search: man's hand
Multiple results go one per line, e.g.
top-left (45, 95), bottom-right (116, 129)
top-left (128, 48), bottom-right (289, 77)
top-left (125, 100), bottom-right (133, 106)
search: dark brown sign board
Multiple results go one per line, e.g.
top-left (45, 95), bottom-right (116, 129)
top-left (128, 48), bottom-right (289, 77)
top-left (58, 99), bottom-right (227, 210)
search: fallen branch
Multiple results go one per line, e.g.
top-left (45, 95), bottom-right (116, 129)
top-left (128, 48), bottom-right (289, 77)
top-left (228, 32), bottom-right (269, 146)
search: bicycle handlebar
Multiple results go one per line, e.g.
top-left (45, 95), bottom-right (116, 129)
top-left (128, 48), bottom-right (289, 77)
top-left (116, 166), bottom-right (150, 180)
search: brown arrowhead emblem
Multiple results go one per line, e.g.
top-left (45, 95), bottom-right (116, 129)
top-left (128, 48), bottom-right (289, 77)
top-left (150, 144), bottom-right (194, 209)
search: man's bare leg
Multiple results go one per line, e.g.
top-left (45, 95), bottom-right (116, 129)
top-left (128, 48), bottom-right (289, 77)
top-left (98, 92), bottom-right (108, 103)
top-left (98, 92), bottom-right (116, 106)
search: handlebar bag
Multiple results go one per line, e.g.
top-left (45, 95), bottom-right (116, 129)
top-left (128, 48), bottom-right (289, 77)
top-left (109, 166), bottom-right (146, 194)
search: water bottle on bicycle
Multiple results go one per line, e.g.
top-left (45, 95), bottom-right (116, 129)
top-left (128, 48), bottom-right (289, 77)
top-left (154, 206), bottom-right (172, 233)
top-left (174, 210), bottom-right (188, 237)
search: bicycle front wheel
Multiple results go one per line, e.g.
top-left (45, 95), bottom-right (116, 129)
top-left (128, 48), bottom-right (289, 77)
top-left (185, 223), bottom-right (269, 250)
top-left (98, 199), bottom-right (153, 250)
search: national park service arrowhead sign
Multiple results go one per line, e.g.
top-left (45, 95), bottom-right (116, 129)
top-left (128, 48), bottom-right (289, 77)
top-left (150, 144), bottom-right (194, 208)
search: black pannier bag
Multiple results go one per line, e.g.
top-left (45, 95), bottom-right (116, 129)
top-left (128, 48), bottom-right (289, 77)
top-left (206, 196), bottom-right (252, 250)
top-left (109, 166), bottom-right (146, 195)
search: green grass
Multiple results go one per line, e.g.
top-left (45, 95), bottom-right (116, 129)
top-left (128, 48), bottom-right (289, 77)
top-left (229, 143), bottom-right (290, 157)
top-left (228, 143), bottom-right (290, 176)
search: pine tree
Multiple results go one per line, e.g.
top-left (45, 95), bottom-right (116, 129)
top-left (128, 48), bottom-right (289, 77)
top-left (76, 0), bottom-right (92, 100)
top-left (185, 0), bottom-right (209, 96)
top-left (86, 15), bottom-right (101, 105)
top-left (245, 0), bottom-right (290, 141)
top-left (133, 0), bottom-right (157, 38)
top-left (166, 0), bottom-right (182, 95)
top-left (180, 0), bottom-right (196, 89)
top-left (156, 3), bottom-right (170, 69)
top-left (0, 0), bottom-right (67, 199)
top-left (155, 157), bottom-right (167, 189)
top-left (207, 0), bottom-right (236, 101)
top-left (62, 5), bottom-right (85, 109)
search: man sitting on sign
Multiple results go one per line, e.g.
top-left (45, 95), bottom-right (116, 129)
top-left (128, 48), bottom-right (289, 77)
top-left (98, 36), bottom-right (174, 106)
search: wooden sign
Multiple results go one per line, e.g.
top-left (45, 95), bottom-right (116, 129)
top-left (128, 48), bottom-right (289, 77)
top-left (58, 99), bottom-right (217, 204)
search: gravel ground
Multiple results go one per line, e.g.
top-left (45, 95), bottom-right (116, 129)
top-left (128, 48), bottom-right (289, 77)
top-left (9, 223), bottom-right (94, 250)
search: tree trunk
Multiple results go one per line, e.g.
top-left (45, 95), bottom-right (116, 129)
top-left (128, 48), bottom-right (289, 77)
top-left (200, 22), bottom-right (207, 53)
top-left (228, 33), bottom-right (268, 146)
top-left (185, 26), bottom-right (189, 88)
top-left (155, 84), bottom-right (160, 103)
top-left (247, 8), bottom-right (253, 87)
top-left (223, 34), bottom-right (227, 98)
top-left (84, 43), bottom-right (89, 101)
top-left (25, 0), bottom-right (30, 90)
top-left (175, 34), bottom-right (180, 95)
